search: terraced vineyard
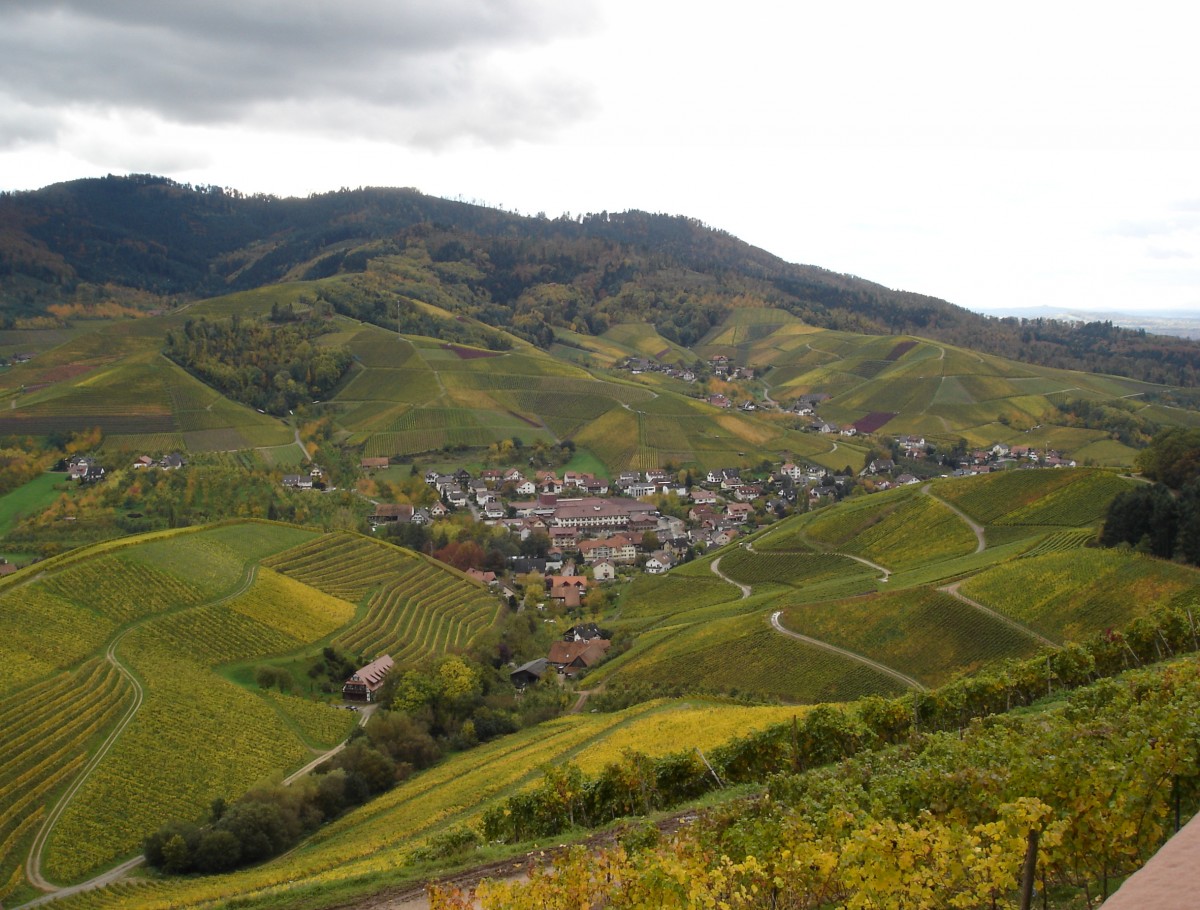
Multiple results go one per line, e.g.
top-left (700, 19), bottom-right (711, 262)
top-left (1018, 528), bottom-right (1096, 558)
top-left (0, 522), bottom-right (340, 900)
top-left (23, 694), bottom-right (841, 910)
top-left (335, 560), bottom-right (502, 664)
top-left (258, 690), bottom-right (358, 750)
top-left (41, 556), bottom-right (205, 624)
top-left (718, 548), bottom-right (875, 590)
top-left (800, 488), bottom-right (978, 571)
top-left (264, 532), bottom-right (503, 666)
top-left (617, 571), bottom-right (741, 622)
top-left (604, 613), bottom-right (909, 703)
top-left (570, 700), bottom-right (806, 775)
top-left (0, 660), bottom-right (134, 893)
top-left (41, 632), bottom-right (316, 883)
top-left (263, 532), bottom-right (421, 602)
top-left (0, 587), bottom-right (116, 694)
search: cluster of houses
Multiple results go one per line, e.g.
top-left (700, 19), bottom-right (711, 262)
top-left (404, 464), bottom-right (792, 567)
top-left (620, 354), bottom-right (763, 411)
top-left (509, 622), bottom-right (613, 687)
top-left (708, 355), bottom-right (756, 382)
top-left (65, 456), bottom-right (106, 483)
top-left (961, 443), bottom-right (1077, 472)
top-left (623, 358), bottom-right (697, 383)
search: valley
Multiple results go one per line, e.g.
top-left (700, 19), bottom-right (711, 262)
top-left (1, 179), bottom-right (1200, 909)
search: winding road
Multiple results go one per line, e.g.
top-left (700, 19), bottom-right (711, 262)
top-left (24, 628), bottom-right (146, 897)
top-left (770, 611), bottom-right (928, 691)
top-left (938, 581), bottom-right (1057, 648)
top-left (709, 547), bottom-right (922, 690)
top-left (842, 553), bottom-right (891, 582)
top-left (15, 564), bottom-right (370, 909)
top-left (709, 555), bottom-right (750, 599)
top-left (922, 483), bottom-right (985, 553)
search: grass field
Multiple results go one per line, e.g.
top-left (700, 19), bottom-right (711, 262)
top-left (0, 472), bottom-right (64, 537)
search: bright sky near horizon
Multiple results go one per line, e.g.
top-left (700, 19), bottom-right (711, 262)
top-left (1, 1), bottom-right (1197, 316)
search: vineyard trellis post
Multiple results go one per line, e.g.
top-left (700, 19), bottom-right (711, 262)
top-left (1019, 828), bottom-right (1039, 910)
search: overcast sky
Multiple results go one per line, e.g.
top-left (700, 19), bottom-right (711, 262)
top-left (2, 1), bottom-right (1197, 316)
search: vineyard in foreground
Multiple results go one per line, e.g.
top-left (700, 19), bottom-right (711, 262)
top-left (0, 521), bottom-right (509, 905)
top-left (35, 594), bottom-right (1200, 910)
top-left (6, 462), bottom-right (1197, 907)
top-left (450, 654), bottom-right (1200, 910)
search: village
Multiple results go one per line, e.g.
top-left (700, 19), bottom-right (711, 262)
top-left (349, 430), bottom-right (1079, 689)
top-left (47, 353), bottom-right (1082, 695)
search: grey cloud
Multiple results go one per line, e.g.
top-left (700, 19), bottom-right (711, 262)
top-left (0, 96), bottom-right (61, 147)
top-left (0, 1), bottom-right (597, 146)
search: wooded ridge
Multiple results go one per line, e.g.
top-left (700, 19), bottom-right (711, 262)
top-left (4, 174), bottom-right (1199, 386)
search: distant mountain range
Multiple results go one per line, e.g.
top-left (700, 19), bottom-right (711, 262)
top-left (2, 174), bottom-right (1199, 385)
top-left (975, 305), bottom-right (1200, 340)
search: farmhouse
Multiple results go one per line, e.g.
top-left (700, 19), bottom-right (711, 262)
top-left (645, 552), bottom-right (674, 574)
top-left (509, 657), bottom-right (548, 688)
top-left (370, 503), bottom-right (414, 524)
top-left (547, 638), bottom-right (611, 674)
top-left (342, 654), bottom-right (394, 702)
top-left (564, 622), bottom-right (608, 642)
top-left (360, 456), bottom-right (390, 470)
top-left (67, 456), bottom-right (105, 482)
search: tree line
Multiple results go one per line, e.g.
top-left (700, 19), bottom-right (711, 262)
top-left (1101, 428), bottom-right (1200, 564)
top-left (164, 314), bottom-right (352, 416)
top-left (6, 176), bottom-right (1200, 386)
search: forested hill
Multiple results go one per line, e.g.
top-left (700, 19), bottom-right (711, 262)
top-left (3, 174), bottom-right (1199, 386)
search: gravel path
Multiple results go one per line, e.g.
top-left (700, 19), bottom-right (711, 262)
top-left (709, 555), bottom-right (751, 599)
top-left (922, 483), bottom-right (985, 553)
top-left (938, 581), bottom-right (1058, 647)
top-left (769, 611), bottom-right (927, 691)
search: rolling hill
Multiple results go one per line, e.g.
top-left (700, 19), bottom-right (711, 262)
top-left (3, 285), bottom-right (1198, 477)
top-left (4, 175), bottom-right (1200, 388)
top-left (2, 463), bottom-right (1198, 909)
top-left (4, 175), bottom-right (1200, 909)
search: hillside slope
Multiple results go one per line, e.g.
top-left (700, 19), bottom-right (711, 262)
top-left (0, 522), bottom-right (505, 901)
top-left (4, 175), bottom-right (1200, 386)
top-left (4, 290), bottom-right (1197, 475)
